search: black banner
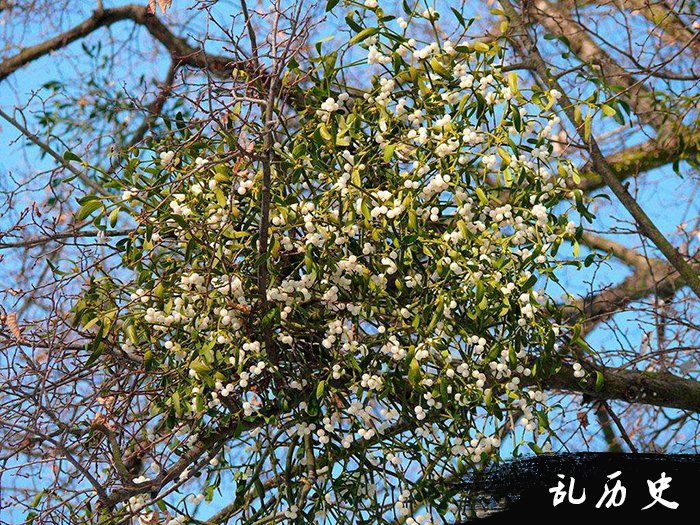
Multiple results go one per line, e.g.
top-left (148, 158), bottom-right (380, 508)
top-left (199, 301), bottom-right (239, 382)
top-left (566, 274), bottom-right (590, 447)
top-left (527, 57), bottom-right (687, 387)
top-left (453, 453), bottom-right (697, 522)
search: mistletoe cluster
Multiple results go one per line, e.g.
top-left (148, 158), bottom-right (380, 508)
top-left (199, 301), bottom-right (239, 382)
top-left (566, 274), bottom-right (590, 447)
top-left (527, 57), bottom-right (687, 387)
top-left (74, 3), bottom-right (590, 523)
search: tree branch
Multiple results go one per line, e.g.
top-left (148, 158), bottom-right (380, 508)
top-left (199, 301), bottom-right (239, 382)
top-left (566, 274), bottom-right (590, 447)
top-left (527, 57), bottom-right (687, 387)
top-left (0, 5), bottom-right (235, 82)
top-left (0, 107), bottom-right (106, 194)
top-left (577, 128), bottom-right (699, 192)
top-left (502, 0), bottom-right (700, 300)
top-left (0, 228), bottom-right (132, 249)
top-left (542, 364), bottom-right (700, 413)
top-left (530, 0), bottom-right (673, 132)
top-left (614, 0), bottom-right (700, 57)
top-left (0, 4), bottom-right (305, 110)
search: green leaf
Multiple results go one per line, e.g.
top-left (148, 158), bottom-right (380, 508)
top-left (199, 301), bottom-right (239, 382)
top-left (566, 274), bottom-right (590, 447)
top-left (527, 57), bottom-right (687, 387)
top-left (408, 358), bottom-right (421, 386)
top-left (497, 147), bottom-right (511, 165)
top-left (77, 199), bottom-right (102, 221)
top-left (316, 380), bottom-right (325, 399)
top-left (261, 307), bottom-right (278, 328)
top-left (507, 72), bottom-right (519, 95)
top-left (82, 315), bottom-right (101, 331)
top-left (190, 358), bottom-right (210, 374)
top-left (483, 387), bottom-right (492, 406)
top-left (214, 186), bottom-right (227, 207)
top-left (29, 490), bottom-right (44, 509)
top-left (574, 104), bottom-right (582, 124)
top-left (408, 208), bottom-right (417, 230)
top-left (601, 104), bottom-right (616, 117)
top-left (451, 7), bottom-right (466, 27)
top-left (326, 0), bottom-right (340, 11)
top-left (255, 478), bottom-right (265, 501)
top-left (84, 344), bottom-right (105, 368)
top-left (63, 150), bottom-right (82, 163)
top-left (475, 187), bottom-right (488, 205)
top-left (317, 123), bottom-right (332, 142)
top-left (429, 57), bottom-right (449, 77)
top-left (125, 323), bottom-right (138, 345)
top-left (475, 280), bottom-right (485, 305)
top-left (528, 442), bottom-right (543, 454)
top-left (595, 371), bottom-right (604, 391)
top-left (583, 111), bottom-right (592, 141)
top-left (172, 391), bottom-right (182, 415)
top-left (383, 143), bottom-right (395, 162)
top-left (349, 27), bottom-right (379, 46)
top-left (345, 12), bottom-right (363, 33)
top-left (508, 346), bottom-right (517, 366)
top-left (109, 207), bottom-right (120, 228)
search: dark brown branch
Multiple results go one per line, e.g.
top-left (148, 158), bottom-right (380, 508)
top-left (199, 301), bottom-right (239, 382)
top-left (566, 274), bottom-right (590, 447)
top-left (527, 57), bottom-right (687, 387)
top-left (503, 0), bottom-right (700, 300)
top-left (595, 403), bottom-right (624, 452)
top-left (0, 4), bottom-right (306, 112)
top-left (542, 364), bottom-right (700, 413)
top-left (0, 5), bottom-right (237, 82)
top-left (598, 400), bottom-right (638, 453)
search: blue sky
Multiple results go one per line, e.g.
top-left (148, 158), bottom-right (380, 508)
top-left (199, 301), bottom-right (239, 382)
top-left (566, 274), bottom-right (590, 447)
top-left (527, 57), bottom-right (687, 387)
top-left (1, 1), bottom-right (699, 522)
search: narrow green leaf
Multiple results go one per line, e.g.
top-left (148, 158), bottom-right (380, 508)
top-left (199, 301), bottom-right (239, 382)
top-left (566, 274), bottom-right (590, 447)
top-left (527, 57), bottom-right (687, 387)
top-left (595, 371), bottom-right (604, 391)
top-left (408, 358), bottom-right (421, 386)
top-left (64, 150), bottom-right (82, 163)
top-left (349, 27), bottom-right (379, 46)
top-left (77, 199), bottom-right (102, 221)
top-left (601, 104), bottom-right (616, 117)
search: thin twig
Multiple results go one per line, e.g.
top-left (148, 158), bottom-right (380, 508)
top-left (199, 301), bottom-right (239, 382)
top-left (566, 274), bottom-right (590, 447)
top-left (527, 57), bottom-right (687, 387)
top-left (0, 107), bottom-right (106, 194)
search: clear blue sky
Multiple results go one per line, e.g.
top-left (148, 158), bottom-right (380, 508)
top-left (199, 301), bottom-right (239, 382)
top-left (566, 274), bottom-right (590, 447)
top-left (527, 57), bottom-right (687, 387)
top-left (1, 1), bottom-right (698, 522)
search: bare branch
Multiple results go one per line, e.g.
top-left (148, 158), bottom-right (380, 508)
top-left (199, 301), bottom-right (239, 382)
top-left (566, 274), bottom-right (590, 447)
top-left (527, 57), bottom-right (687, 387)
top-left (0, 107), bottom-right (106, 194)
top-left (502, 0), bottom-right (700, 300)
